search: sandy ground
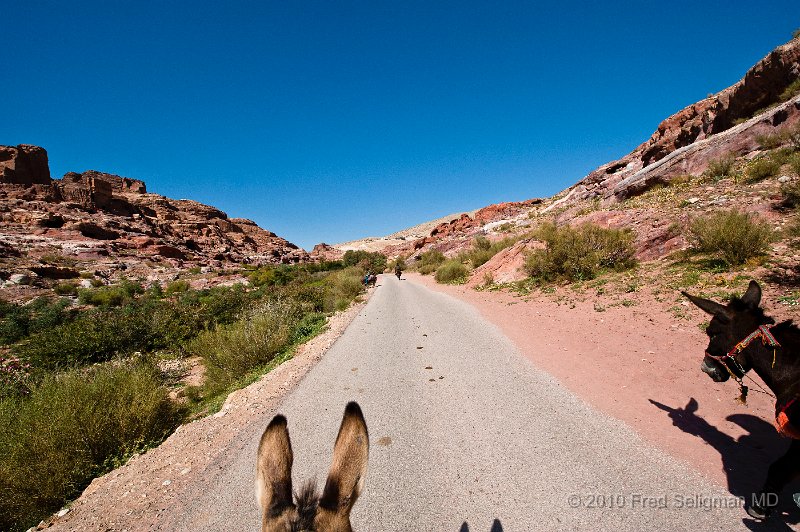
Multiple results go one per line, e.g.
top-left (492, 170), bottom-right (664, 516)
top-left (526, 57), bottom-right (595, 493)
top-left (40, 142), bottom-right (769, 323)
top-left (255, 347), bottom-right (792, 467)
top-left (44, 293), bottom-right (373, 531)
top-left (409, 272), bottom-right (800, 525)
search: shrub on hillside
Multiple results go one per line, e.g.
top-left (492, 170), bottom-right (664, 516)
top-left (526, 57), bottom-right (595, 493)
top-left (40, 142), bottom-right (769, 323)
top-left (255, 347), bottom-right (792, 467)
top-left (688, 210), bottom-right (774, 266)
top-left (461, 235), bottom-right (517, 268)
top-left (0, 359), bottom-right (182, 531)
top-left (16, 306), bottom-right (153, 370)
top-left (165, 280), bottom-right (190, 295)
top-left (756, 124), bottom-right (800, 151)
top-left (780, 78), bottom-right (800, 103)
top-left (434, 260), bottom-right (469, 284)
top-left (746, 157), bottom-right (782, 182)
top-left (417, 249), bottom-right (446, 274)
top-left (0, 297), bottom-right (75, 346)
top-left (789, 152), bottom-right (800, 176)
top-left (53, 282), bottom-right (77, 296)
top-left (703, 155), bottom-right (736, 180)
top-left (523, 222), bottom-right (636, 282)
top-left (15, 286), bottom-right (254, 371)
top-left (77, 280), bottom-right (143, 307)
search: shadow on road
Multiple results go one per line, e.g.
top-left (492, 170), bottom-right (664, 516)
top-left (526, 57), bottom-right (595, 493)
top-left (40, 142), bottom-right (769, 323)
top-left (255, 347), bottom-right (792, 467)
top-left (459, 519), bottom-right (503, 531)
top-left (649, 397), bottom-right (800, 529)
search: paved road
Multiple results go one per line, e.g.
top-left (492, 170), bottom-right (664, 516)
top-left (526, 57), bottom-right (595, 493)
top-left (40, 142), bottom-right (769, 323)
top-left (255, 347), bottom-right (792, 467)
top-left (174, 274), bottom-right (764, 531)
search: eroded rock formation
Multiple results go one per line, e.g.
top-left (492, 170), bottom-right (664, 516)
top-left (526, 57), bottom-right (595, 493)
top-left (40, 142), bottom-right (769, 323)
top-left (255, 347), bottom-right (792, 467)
top-left (0, 146), bottom-right (308, 296)
top-left (553, 37), bottom-right (800, 208)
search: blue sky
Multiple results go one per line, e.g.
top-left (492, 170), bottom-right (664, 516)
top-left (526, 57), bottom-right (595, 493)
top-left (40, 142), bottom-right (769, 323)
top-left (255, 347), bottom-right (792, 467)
top-left (4, 1), bottom-right (797, 249)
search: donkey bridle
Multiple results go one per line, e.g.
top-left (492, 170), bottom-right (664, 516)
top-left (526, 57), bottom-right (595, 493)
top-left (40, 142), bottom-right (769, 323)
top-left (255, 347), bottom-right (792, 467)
top-left (705, 324), bottom-right (781, 402)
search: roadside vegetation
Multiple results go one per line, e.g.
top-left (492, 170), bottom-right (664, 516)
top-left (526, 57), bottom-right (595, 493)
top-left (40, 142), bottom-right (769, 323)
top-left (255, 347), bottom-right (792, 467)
top-left (688, 210), bottom-right (774, 266)
top-left (416, 249), bottom-right (446, 274)
top-left (434, 260), bottom-right (469, 284)
top-left (524, 222), bottom-right (637, 283)
top-left (0, 258), bottom-right (376, 531)
top-left (413, 235), bottom-right (521, 284)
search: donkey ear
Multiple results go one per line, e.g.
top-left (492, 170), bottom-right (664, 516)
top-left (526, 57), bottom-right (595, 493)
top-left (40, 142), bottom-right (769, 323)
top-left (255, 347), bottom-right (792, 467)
top-left (319, 402), bottom-right (369, 516)
top-left (741, 280), bottom-right (762, 308)
top-left (682, 291), bottom-right (731, 318)
top-left (255, 415), bottom-right (294, 521)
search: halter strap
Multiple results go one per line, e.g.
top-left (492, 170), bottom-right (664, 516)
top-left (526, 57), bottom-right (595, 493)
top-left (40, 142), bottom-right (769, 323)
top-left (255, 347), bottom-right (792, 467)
top-left (706, 324), bottom-right (781, 367)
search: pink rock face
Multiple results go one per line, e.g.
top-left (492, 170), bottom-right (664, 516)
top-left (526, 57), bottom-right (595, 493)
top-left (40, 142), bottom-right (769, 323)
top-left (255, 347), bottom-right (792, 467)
top-left (0, 145), bottom-right (51, 185)
top-left (389, 198), bottom-right (544, 259)
top-left (556, 37), bottom-right (800, 206)
top-left (466, 239), bottom-right (545, 288)
top-left (0, 145), bottom-right (309, 297)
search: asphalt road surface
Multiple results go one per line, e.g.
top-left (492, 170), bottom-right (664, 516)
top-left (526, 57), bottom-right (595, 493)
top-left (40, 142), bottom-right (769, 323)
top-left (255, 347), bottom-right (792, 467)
top-left (172, 274), bottom-right (762, 531)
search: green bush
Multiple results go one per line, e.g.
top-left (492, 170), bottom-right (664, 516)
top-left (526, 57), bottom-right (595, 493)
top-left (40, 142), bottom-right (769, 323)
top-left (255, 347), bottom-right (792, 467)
top-left (434, 260), bottom-right (469, 284)
top-left (780, 78), bottom-right (800, 103)
top-left (77, 281), bottom-right (143, 307)
top-left (689, 210), bottom-right (774, 266)
top-left (756, 124), bottom-right (800, 152)
top-left (524, 223), bottom-right (637, 282)
top-left (341, 250), bottom-right (387, 273)
top-left (756, 131), bottom-right (787, 150)
top-left (0, 297), bottom-right (74, 346)
top-left (322, 267), bottom-right (364, 311)
top-left (16, 306), bottom-right (153, 370)
top-left (746, 157), bottom-right (781, 182)
top-left (703, 155), bottom-right (736, 180)
top-left (789, 152), bottom-right (800, 176)
top-left (165, 280), bottom-right (190, 295)
top-left (189, 298), bottom-right (304, 395)
top-left (461, 236), bottom-right (517, 268)
top-left (292, 312), bottom-right (326, 343)
top-left (53, 282), bottom-right (77, 296)
top-left (0, 359), bottom-right (182, 531)
top-left (417, 249), bottom-right (446, 275)
top-left (16, 285), bottom-right (257, 371)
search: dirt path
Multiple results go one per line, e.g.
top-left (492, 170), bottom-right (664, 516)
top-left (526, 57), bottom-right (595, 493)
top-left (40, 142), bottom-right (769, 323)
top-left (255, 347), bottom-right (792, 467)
top-left (410, 272), bottom-right (800, 527)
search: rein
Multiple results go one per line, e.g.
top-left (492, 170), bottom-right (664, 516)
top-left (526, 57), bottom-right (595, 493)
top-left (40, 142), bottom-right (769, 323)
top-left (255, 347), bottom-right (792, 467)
top-left (706, 324), bottom-right (781, 403)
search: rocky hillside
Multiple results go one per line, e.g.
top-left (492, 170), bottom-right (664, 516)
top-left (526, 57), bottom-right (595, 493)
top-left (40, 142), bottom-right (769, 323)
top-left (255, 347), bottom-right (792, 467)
top-left (552, 37), bottom-right (800, 208)
top-left (360, 36), bottom-right (800, 293)
top-left (0, 145), bottom-right (307, 299)
top-left (332, 210), bottom-right (477, 254)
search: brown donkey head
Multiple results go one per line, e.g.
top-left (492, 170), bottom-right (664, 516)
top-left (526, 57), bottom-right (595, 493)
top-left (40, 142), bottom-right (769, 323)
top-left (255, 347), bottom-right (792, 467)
top-left (255, 402), bottom-right (369, 532)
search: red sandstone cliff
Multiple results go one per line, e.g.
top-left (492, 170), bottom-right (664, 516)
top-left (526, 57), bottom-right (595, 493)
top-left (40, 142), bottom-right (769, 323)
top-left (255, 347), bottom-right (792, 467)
top-left (0, 146), bottom-right (307, 296)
